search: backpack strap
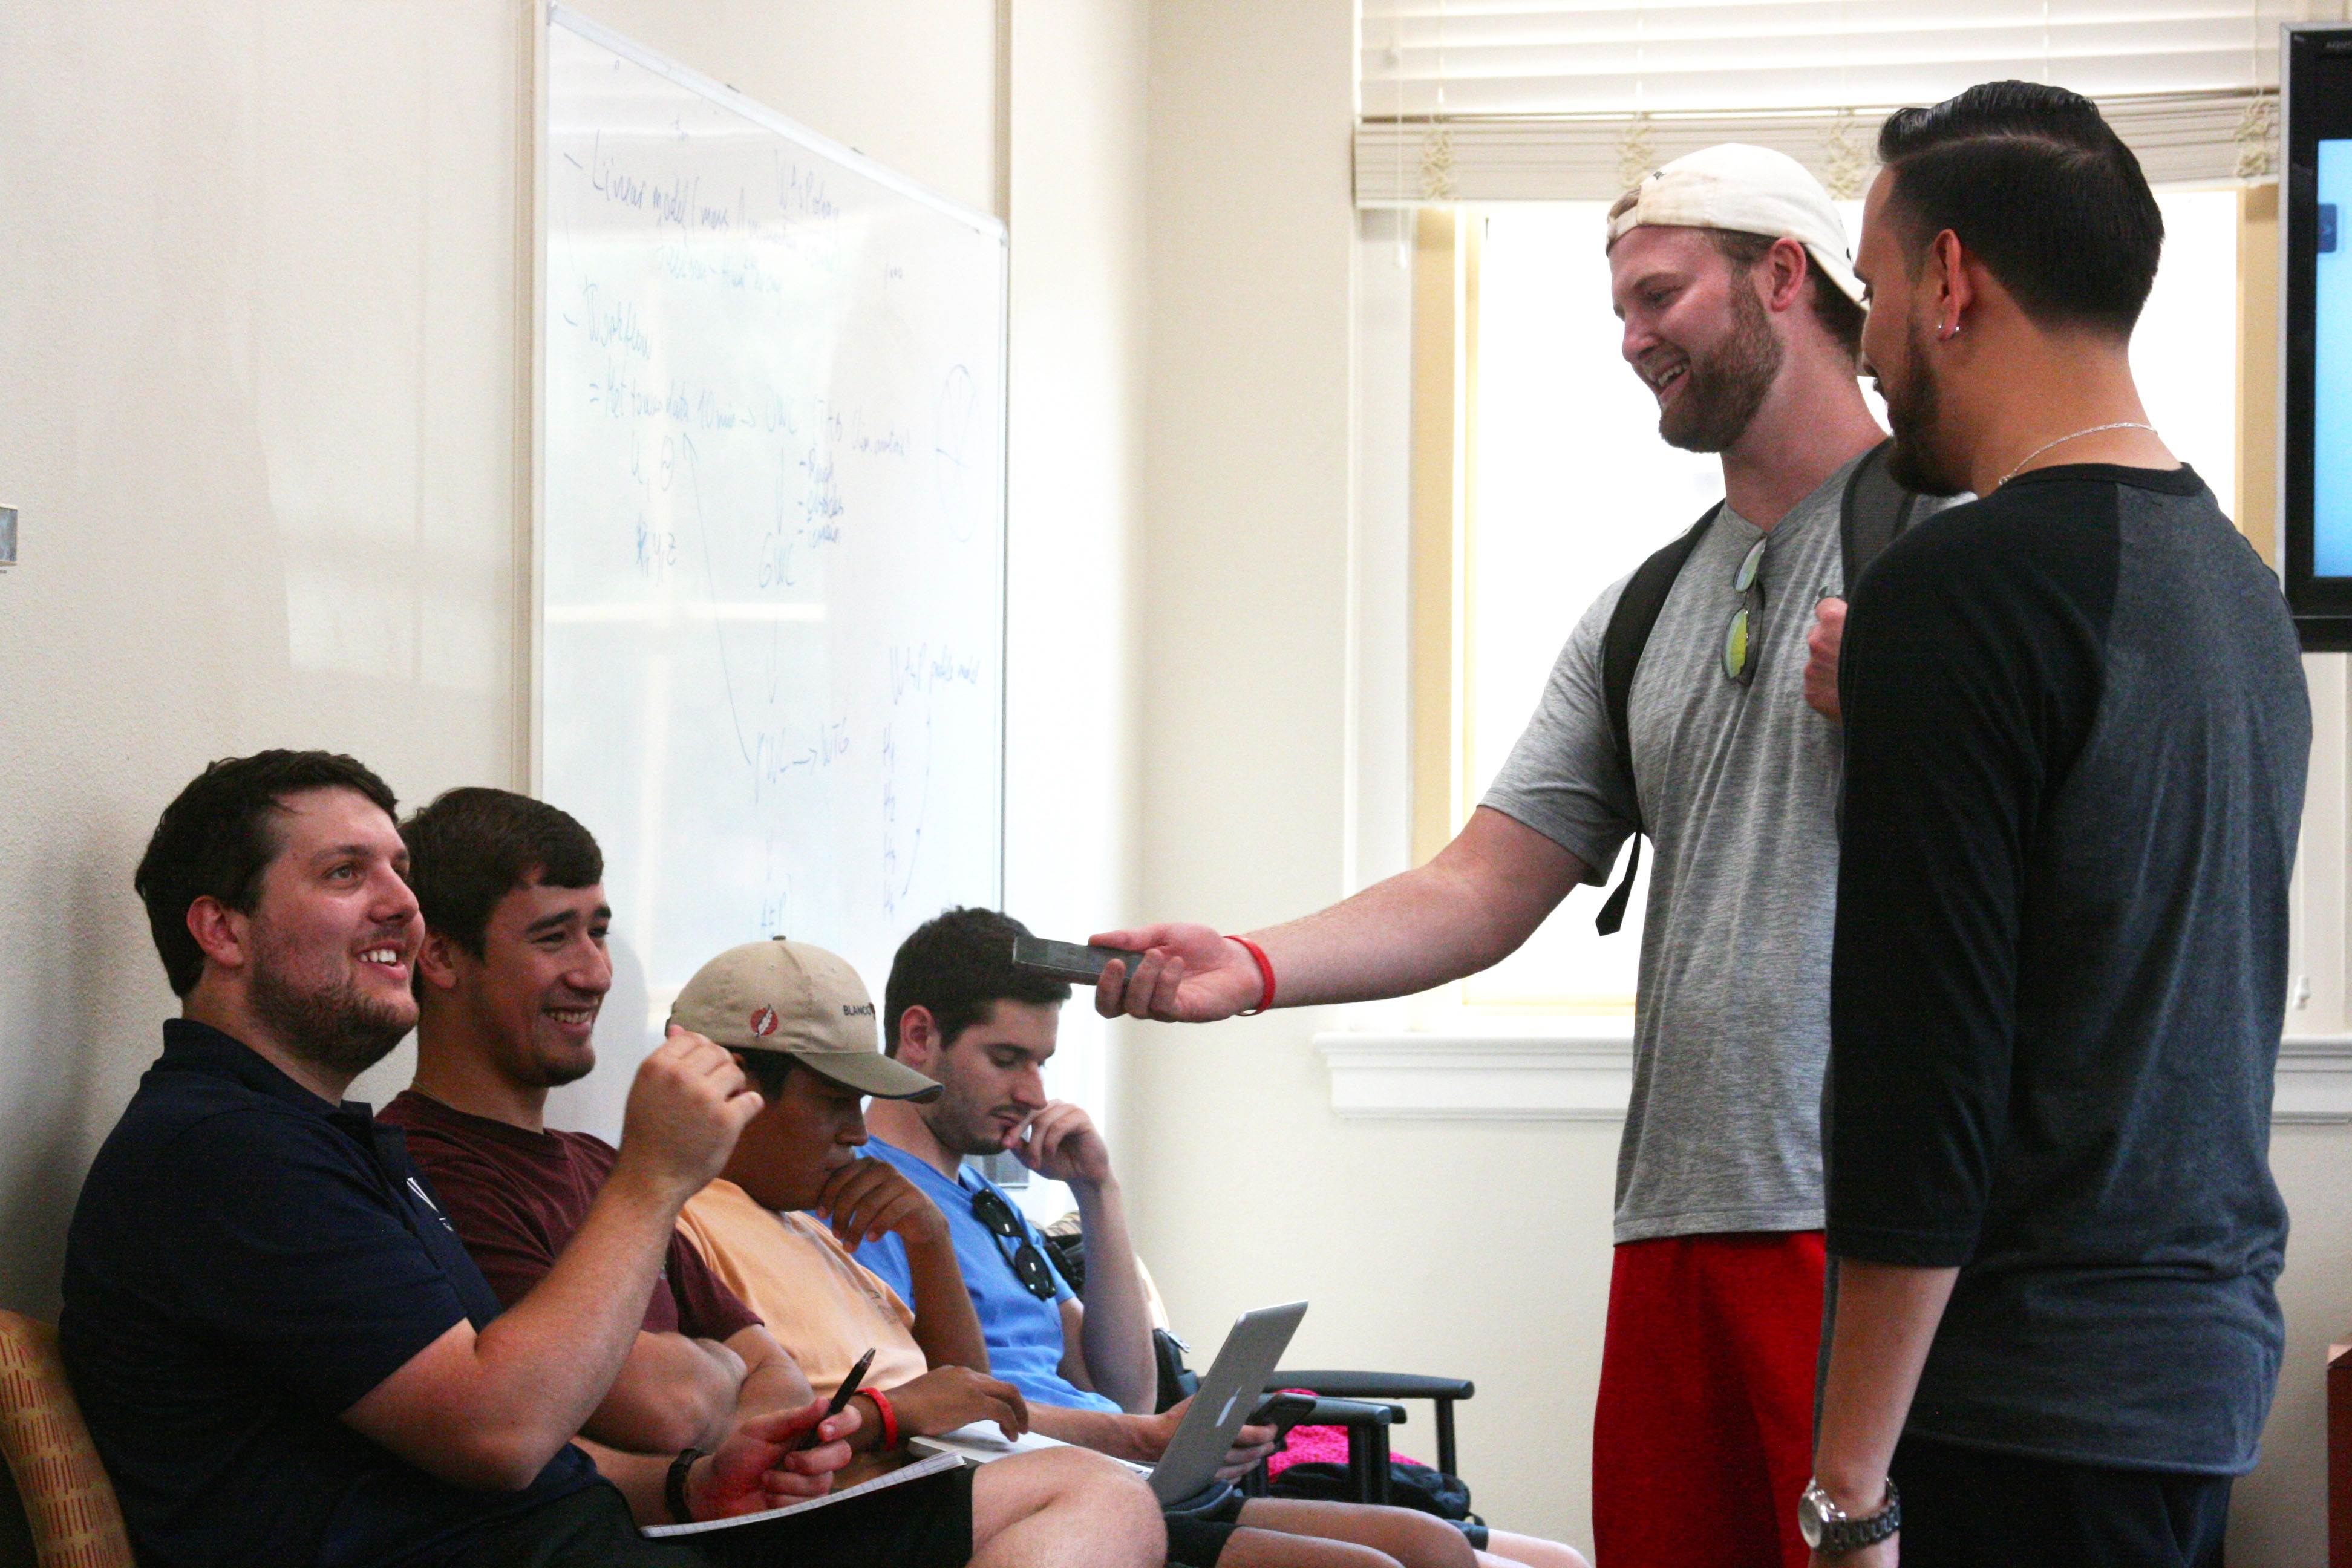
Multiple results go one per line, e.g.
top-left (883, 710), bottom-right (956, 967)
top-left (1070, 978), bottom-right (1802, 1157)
top-left (1594, 503), bottom-right (1720, 935)
top-left (1589, 445), bottom-right (1921, 938)
top-left (1838, 437), bottom-right (1921, 592)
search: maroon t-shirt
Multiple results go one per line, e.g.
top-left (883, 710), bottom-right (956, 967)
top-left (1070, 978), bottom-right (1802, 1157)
top-left (381, 1089), bottom-right (760, 1342)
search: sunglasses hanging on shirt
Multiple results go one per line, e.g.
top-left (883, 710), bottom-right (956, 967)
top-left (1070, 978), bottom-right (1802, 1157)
top-left (1723, 534), bottom-right (1769, 685)
top-left (968, 1183), bottom-right (1060, 1301)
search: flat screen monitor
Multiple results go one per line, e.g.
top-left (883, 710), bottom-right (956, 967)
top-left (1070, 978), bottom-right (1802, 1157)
top-left (2285, 24), bottom-right (2352, 648)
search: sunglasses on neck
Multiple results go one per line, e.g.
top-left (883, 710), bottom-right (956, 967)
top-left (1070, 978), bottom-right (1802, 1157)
top-left (967, 1184), bottom-right (1059, 1301)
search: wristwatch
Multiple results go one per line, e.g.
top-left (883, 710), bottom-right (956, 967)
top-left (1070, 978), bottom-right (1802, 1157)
top-left (666, 1447), bottom-right (709, 1525)
top-left (1796, 1477), bottom-right (1900, 1555)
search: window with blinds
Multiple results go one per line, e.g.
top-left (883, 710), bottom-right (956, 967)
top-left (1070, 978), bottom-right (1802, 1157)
top-left (1356, 0), bottom-right (2341, 200)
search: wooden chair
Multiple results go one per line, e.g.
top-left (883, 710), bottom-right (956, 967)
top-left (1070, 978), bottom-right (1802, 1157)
top-left (0, 1313), bottom-right (132, 1568)
top-left (2333, 1342), bottom-right (2351, 1568)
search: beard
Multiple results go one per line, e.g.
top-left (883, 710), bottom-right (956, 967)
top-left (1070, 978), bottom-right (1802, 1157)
top-left (248, 921), bottom-right (415, 1082)
top-left (531, 1048), bottom-right (596, 1089)
top-left (1659, 275), bottom-right (1783, 454)
top-left (926, 1090), bottom-right (1021, 1160)
top-left (1881, 316), bottom-right (1971, 497)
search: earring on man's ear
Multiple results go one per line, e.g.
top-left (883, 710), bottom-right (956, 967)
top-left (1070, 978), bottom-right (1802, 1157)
top-left (1939, 315), bottom-right (1961, 342)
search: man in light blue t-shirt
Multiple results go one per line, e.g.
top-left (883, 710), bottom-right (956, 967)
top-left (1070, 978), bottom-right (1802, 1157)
top-left (858, 907), bottom-right (1587, 1568)
top-left (856, 1138), bottom-right (1122, 1417)
top-left (855, 910), bottom-right (1157, 1426)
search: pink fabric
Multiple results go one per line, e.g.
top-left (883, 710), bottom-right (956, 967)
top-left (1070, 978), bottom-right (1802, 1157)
top-left (1262, 1389), bottom-right (1423, 1479)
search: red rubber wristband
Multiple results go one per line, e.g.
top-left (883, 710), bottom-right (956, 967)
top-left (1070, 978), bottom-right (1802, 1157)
top-left (1229, 935), bottom-right (1277, 1016)
top-left (866, 1387), bottom-right (901, 1450)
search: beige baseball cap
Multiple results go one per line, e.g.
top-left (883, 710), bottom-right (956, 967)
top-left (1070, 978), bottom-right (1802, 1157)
top-left (670, 938), bottom-right (942, 1101)
top-left (1606, 143), bottom-right (1864, 305)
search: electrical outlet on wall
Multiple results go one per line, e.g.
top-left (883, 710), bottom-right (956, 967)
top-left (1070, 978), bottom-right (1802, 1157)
top-left (0, 506), bottom-right (15, 570)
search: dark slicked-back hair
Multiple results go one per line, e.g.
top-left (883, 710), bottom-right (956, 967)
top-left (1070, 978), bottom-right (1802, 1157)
top-left (1875, 80), bottom-right (2163, 338)
top-left (399, 787), bottom-right (603, 959)
top-left (885, 906), bottom-right (1070, 1057)
top-left (135, 750), bottom-right (400, 996)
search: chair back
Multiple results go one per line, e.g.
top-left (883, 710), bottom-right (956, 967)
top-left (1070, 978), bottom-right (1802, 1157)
top-left (0, 1312), bottom-right (134, 1568)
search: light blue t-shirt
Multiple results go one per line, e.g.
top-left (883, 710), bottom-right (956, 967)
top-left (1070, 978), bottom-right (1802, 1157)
top-left (854, 1138), bottom-right (1120, 1414)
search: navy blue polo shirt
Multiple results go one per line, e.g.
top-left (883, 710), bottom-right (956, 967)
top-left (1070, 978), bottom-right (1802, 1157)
top-left (60, 1021), bottom-right (601, 1568)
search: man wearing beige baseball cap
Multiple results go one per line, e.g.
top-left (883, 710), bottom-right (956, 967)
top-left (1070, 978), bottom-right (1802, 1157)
top-left (1092, 143), bottom-right (1941, 1568)
top-left (671, 937), bottom-right (1013, 1411)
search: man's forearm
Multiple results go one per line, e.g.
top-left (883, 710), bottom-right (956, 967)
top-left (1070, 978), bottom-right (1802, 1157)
top-left (729, 1328), bottom-right (816, 1421)
top-left (1249, 809), bottom-right (1583, 1008)
top-left (1028, 1402), bottom-right (1155, 1463)
top-left (453, 1168), bottom-right (690, 1468)
top-left (901, 1231), bottom-right (991, 1373)
top-left (584, 1331), bottom-right (745, 1453)
top-left (1812, 1259), bottom-right (1960, 1517)
top-left (1071, 1179), bottom-right (1155, 1414)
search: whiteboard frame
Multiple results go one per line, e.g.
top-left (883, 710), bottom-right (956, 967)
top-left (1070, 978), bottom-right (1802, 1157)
top-left (526, 2), bottom-right (1011, 909)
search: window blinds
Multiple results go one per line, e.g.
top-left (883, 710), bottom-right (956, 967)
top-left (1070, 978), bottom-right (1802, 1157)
top-left (1356, 0), bottom-right (2337, 201)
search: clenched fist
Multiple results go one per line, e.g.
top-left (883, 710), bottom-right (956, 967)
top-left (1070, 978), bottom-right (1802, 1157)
top-left (613, 1025), bottom-right (764, 1204)
top-left (1805, 597), bottom-right (1847, 723)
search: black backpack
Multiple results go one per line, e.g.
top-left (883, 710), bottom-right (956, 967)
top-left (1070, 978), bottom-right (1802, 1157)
top-left (1591, 439), bottom-right (1924, 935)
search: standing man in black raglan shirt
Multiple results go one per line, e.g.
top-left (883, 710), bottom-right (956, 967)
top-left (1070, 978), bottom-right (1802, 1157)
top-left (1798, 84), bottom-right (2310, 1568)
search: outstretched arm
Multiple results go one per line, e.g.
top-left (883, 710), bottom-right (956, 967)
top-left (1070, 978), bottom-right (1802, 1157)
top-left (1094, 806), bottom-right (1587, 1021)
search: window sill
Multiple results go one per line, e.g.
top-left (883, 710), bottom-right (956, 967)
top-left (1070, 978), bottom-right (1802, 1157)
top-left (1315, 1030), bottom-right (2352, 1125)
top-left (1315, 1028), bottom-right (1635, 1121)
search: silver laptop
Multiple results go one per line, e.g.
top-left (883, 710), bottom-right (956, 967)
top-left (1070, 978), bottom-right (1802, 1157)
top-left (1145, 1300), bottom-right (1309, 1505)
top-left (906, 1300), bottom-right (1310, 1501)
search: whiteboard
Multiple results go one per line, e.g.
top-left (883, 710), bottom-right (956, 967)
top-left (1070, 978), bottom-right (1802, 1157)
top-left (536, 8), bottom-right (1005, 1118)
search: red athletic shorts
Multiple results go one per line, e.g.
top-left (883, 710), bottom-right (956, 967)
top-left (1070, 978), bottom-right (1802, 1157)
top-left (1591, 1230), bottom-right (1826, 1568)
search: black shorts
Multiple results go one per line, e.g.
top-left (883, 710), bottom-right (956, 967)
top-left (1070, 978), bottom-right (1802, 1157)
top-left (448, 1468), bottom-right (975, 1568)
top-left (1892, 1432), bottom-right (2232, 1568)
top-left (1162, 1484), bottom-right (1249, 1568)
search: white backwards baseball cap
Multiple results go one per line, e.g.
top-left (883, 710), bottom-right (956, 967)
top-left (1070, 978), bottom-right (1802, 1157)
top-left (1606, 143), bottom-right (1864, 306)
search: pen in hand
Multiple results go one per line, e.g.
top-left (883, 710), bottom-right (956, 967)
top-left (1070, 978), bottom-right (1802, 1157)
top-left (796, 1346), bottom-right (876, 1452)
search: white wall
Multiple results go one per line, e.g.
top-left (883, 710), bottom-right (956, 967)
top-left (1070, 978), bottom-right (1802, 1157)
top-left (1123, 1), bottom-right (1619, 1547)
top-left (1122, 4), bottom-right (2352, 1561)
top-left (0, 0), bottom-right (1147, 1336)
top-left (999, 0), bottom-right (1150, 1157)
top-left (0, 0), bottom-right (531, 1319)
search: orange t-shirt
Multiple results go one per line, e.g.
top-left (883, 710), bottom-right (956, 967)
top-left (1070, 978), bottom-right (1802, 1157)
top-left (676, 1178), bottom-right (931, 1400)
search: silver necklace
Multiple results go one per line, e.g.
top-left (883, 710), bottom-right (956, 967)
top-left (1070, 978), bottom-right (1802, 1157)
top-left (1998, 422), bottom-right (2157, 486)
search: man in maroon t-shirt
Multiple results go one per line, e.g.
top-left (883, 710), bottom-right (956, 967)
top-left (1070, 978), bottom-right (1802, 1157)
top-left (387, 786), bottom-right (1163, 1568)
top-left (382, 1086), bottom-right (788, 1452)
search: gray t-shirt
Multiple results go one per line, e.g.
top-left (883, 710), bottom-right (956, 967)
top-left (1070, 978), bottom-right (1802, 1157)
top-left (1483, 456), bottom-right (1864, 1244)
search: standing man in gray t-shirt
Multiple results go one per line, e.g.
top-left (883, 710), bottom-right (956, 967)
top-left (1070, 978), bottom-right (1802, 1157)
top-left (1091, 145), bottom-right (1901, 1568)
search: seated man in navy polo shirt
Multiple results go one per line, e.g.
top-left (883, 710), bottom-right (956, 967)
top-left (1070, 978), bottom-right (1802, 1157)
top-left (61, 751), bottom-right (859, 1568)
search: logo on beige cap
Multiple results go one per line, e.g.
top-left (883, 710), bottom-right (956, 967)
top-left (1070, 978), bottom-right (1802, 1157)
top-left (750, 1005), bottom-right (780, 1038)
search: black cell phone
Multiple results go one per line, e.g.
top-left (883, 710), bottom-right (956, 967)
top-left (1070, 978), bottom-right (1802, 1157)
top-left (1247, 1392), bottom-right (1318, 1429)
top-left (797, 1346), bottom-right (876, 1451)
top-left (1009, 935), bottom-right (1147, 984)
